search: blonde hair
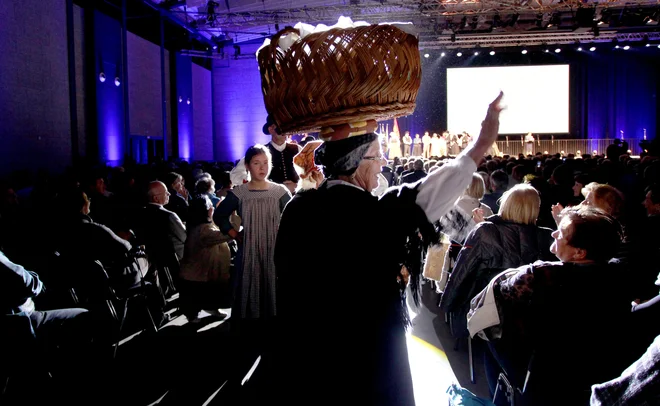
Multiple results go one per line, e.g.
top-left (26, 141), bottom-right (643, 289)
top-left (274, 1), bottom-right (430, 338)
top-left (583, 183), bottom-right (625, 219)
top-left (465, 173), bottom-right (486, 200)
top-left (498, 183), bottom-right (540, 225)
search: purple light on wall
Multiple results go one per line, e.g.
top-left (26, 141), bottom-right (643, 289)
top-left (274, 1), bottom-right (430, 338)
top-left (212, 49), bottom-right (268, 162)
top-left (176, 53), bottom-right (194, 161)
top-left (95, 11), bottom-right (125, 166)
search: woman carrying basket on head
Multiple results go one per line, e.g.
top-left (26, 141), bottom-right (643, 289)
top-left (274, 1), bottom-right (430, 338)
top-left (256, 18), bottom-right (505, 405)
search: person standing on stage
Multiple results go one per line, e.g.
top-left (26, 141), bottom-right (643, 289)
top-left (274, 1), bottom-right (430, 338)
top-left (525, 132), bottom-right (535, 156)
top-left (264, 115), bottom-right (302, 195)
top-left (439, 131), bottom-right (449, 157)
top-left (422, 131), bottom-right (432, 158)
top-left (402, 131), bottom-right (413, 158)
top-left (412, 134), bottom-right (423, 156)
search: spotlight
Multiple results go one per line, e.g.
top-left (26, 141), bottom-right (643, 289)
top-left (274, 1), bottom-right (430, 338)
top-left (114, 77), bottom-right (121, 86)
top-left (521, 49), bottom-right (528, 54)
top-left (646, 43), bottom-right (651, 47)
top-left (99, 72), bottom-right (106, 83)
top-left (212, 45), bottom-right (217, 50)
top-left (545, 49), bottom-right (549, 53)
top-left (578, 47), bottom-right (583, 51)
top-left (555, 48), bottom-right (561, 53)
top-left (424, 53), bottom-right (430, 58)
top-left (489, 50), bottom-right (495, 55)
top-left (623, 45), bottom-right (630, 50)
top-left (457, 51), bottom-right (463, 57)
top-left (658, 44), bottom-right (660, 48)
top-left (474, 51), bottom-right (479, 56)
top-left (178, 96), bottom-right (183, 103)
top-left (615, 45), bottom-right (620, 49)
top-left (441, 52), bottom-right (446, 57)
top-left (590, 46), bottom-right (596, 51)
top-left (186, 98), bottom-right (191, 105)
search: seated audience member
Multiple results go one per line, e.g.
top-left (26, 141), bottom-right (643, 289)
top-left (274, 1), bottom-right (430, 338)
top-left (400, 159), bottom-right (427, 184)
top-left (195, 175), bottom-right (220, 208)
top-left (179, 195), bottom-right (232, 322)
top-left (163, 172), bottom-right (190, 224)
top-left (441, 184), bottom-right (554, 339)
top-left (440, 173), bottom-right (493, 245)
top-left (482, 169), bottom-right (508, 214)
top-left (56, 188), bottom-right (142, 290)
top-left (1, 250), bottom-right (92, 391)
top-left (472, 208), bottom-right (640, 405)
top-left (135, 181), bottom-right (186, 263)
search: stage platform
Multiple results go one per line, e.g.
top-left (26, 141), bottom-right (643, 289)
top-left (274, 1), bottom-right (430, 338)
top-left (494, 138), bottom-right (644, 157)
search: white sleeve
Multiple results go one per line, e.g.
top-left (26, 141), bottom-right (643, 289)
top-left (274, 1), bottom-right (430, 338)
top-left (416, 154), bottom-right (477, 224)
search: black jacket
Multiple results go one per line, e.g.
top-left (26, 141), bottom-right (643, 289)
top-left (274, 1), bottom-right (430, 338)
top-left (440, 215), bottom-right (554, 337)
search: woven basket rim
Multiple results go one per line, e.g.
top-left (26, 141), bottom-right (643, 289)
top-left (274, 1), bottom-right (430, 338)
top-left (258, 23), bottom-right (420, 136)
top-left (278, 101), bottom-right (416, 136)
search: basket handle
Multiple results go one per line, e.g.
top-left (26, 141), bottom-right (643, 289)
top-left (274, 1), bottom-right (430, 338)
top-left (269, 27), bottom-right (301, 58)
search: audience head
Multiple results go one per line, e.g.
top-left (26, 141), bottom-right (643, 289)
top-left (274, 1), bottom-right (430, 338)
top-left (582, 183), bottom-right (625, 219)
top-left (498, 183), bottom-right (541, 225)
top-left (194, 176), bottom-right (216, 195)
top-left (164, 172), bottom-right (185, 194)
top-left (573, 174), bottom-right (589, 197)
top-left (188, 194), bottom-right (214, 228)
top-left (465, 173), bottom-right (486, 200)
top-left (643, 184), bottom-right (660, 216)
top-left (552, 207), bottom-right (622, 263)
top-left (490, 170), bottom-right (509, 192)
top-left (413, 159), bottom-right (424, 171)
top-left (147, 181), bottom-right (170, 206)
top-left (58, 188), bottom-right (91, 217)
top-left (245, 144), bottom-right (273, 182)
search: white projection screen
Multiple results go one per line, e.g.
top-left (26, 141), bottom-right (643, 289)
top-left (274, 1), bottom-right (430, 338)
top-left (447, 65), bottom-right (569, 136)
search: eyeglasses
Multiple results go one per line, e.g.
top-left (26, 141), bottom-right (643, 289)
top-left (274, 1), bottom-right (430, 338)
top-left (363, 155), bottom-right (385, 162)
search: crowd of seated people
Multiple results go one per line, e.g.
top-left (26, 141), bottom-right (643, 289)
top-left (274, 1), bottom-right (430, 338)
top-left (0, 159), bottom-right (238, 403)
top-left (2, 138), bottom-right (660, 405)
top-left (438, 145), bottom-right (660, 405)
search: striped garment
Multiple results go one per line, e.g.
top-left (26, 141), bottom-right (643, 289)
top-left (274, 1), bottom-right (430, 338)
top-left (231, 182), bottom-right (290, 319)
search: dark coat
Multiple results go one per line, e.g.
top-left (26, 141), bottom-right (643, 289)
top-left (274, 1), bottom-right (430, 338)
top-left (493, 260), bottom-right (642, 405)
top-left (272, 181), bottom-right (431, 405)
top-left (134, 204), bottom-right (186, 262)
top-left (401, 169), bottom-right (427, 185)
top-left (440, 215), bottom-right (554, 338)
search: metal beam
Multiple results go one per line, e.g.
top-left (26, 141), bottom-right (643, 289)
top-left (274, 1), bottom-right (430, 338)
top-left (139, 0), bottom-right (216, 46)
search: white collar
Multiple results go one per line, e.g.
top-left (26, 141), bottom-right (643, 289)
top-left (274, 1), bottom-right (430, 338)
top-left (270, 141), bottom-right (286, 152)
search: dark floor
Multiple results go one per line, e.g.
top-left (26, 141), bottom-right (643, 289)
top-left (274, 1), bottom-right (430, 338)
top-left (3, 282), bottom-right (491, 406)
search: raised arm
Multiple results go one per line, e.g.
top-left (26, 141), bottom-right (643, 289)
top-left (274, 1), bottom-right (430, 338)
top-left (416, 92), bottom-right (504, 224)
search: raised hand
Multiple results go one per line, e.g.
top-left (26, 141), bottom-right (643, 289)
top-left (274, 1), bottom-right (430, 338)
top-left (467, 91), bottom-right (505, 164)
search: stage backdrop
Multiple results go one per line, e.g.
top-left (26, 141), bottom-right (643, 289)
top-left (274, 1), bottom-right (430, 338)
top-left (392, 48), bottom-right (658, 142)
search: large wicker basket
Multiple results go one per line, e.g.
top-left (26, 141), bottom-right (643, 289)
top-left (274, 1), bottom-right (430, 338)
top-left (257, 24), bottom-right (421, 135)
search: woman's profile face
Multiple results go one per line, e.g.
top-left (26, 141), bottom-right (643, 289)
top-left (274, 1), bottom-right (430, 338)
top-left (353, 141), bottom-right (386, 193)
top-left (248, 153), bottom-right (270, 182)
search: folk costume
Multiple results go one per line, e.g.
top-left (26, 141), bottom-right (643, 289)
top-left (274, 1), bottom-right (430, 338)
top-left (255, 17), bottom-right (482, 405)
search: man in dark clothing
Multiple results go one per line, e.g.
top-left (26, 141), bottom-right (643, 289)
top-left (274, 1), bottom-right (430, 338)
top-left (400, 159), bottom-right (427, 184)
top-left (482, 169), bottom-right (508, 213)
top-left (263, 115), bottom-right (301, 195)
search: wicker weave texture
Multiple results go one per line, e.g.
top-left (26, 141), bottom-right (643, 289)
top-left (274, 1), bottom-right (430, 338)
top-left (258, 24), bottom-right (421, 135)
